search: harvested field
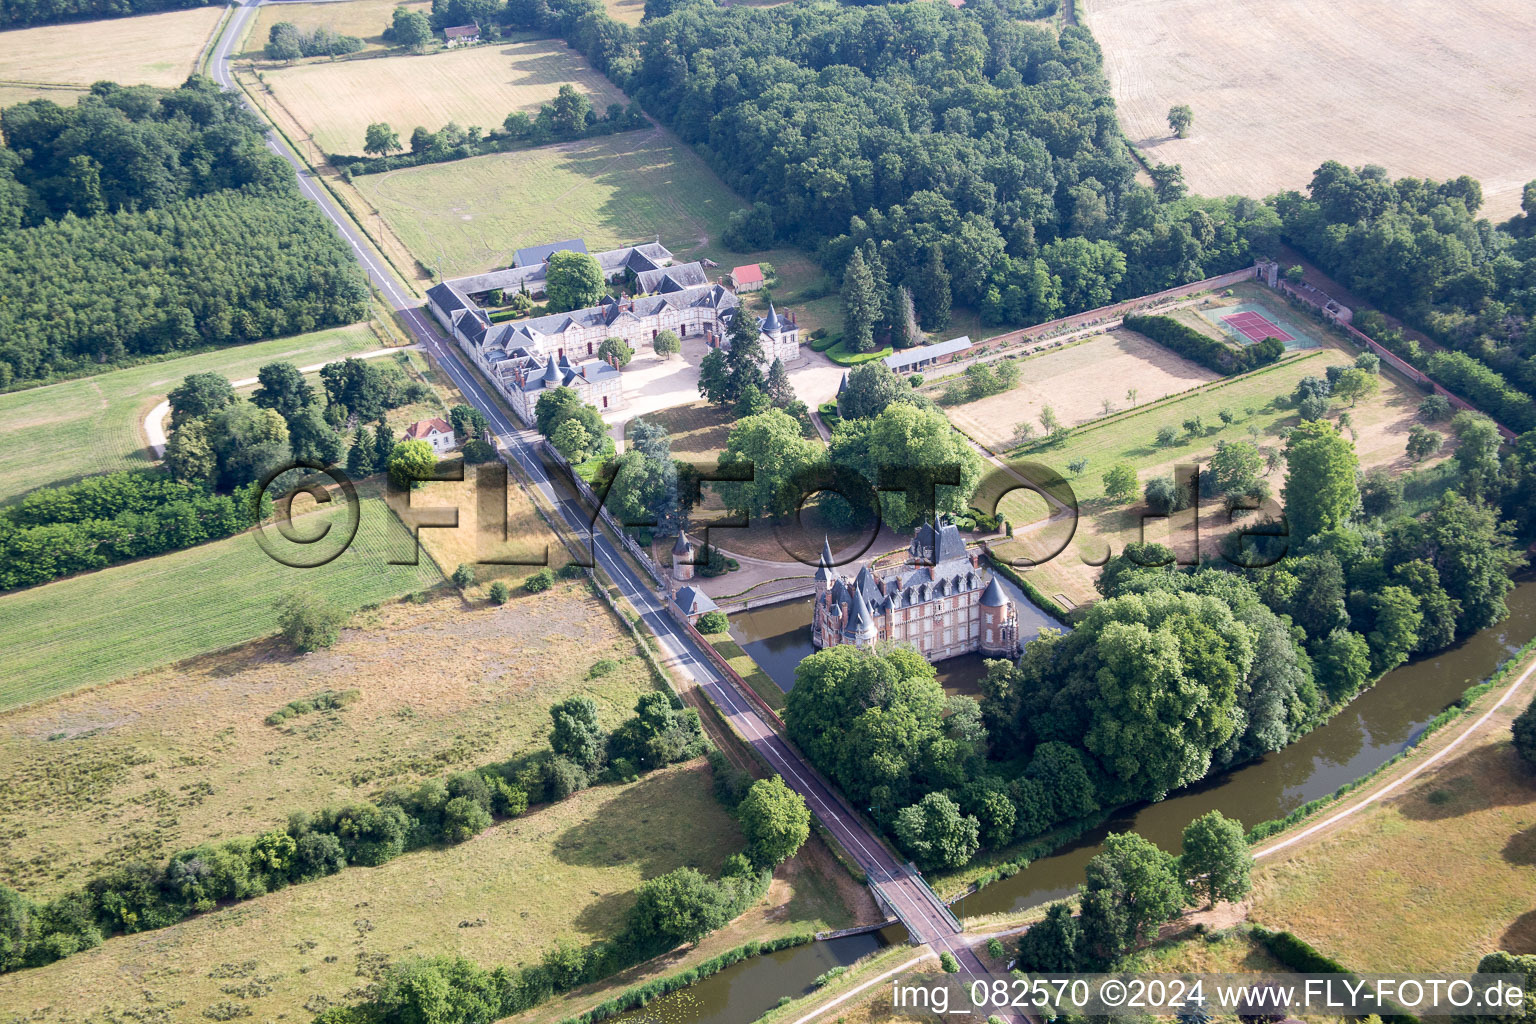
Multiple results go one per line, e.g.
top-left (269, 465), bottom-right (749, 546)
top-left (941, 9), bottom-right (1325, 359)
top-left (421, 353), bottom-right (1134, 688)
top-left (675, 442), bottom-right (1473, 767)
top-left (0, 583), bottom-right (659, 895)
top-left (0, 323), bottom-right (377, 505)
top-left (0, 84), bottom-right (85, 108)
top-left (0, 489), bottom-right (444, 710)
top-left (355, 128), bottom-right (748, 277)
top-left (0, 5), bottom-right (224, 88)
top-left (1088, 0), bottom-right (1536, 219)
top-left (602, 0), bottom-right (646, 25)
top-left (241, 0), bottom-right (432, 59)
top-left (1250, 687), bottom-right (1536, 969)
top-left (940, 329), bottom-right (1220, 450)
top-left (262, 37), bottom-right (628, 155)
top-left (0, 762), bottom-right (753, 1023)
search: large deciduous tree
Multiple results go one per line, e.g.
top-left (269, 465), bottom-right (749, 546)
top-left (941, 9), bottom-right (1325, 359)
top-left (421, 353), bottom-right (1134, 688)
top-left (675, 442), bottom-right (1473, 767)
top-left (736, 777), bottom-right (810, 869)
top-left (544, 250), bottom-right (605, 312)
top-left (1282, 419), bottom-right (1359, 546)
top-left (1178, 810), bottom-right (1252, 907)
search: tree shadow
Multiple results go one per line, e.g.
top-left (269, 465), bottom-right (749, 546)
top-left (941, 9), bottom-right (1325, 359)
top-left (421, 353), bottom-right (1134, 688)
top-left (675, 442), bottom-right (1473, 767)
top-left (1500, 909), bottom-right (1536, 955)
top-left (1398, 744), bottom-right (1535, 821)
top-left (1502, 825), bottom-right (1536, 866)
top-left (551, 766), bottom-right (734, 879)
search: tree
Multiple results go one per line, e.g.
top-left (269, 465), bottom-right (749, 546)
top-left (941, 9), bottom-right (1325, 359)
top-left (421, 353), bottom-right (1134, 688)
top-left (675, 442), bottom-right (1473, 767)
top-left (719, 410), bottom-right (822, 519)
top-left (736, 777), bottom-right (810, 868)
top-left (840, 361), bottom-right (908, 420)
top-left (1406, 424), bottom-right (1442, 462)
top-left (892, 792), bottom-right (980, 869)
top-left (265, 21), bottom-right (303, 61)
top-left (1040, 406), bottom-right (1061, 436)
top-left (1314, 627), bottom-right (1371, 701)
top-left (1282, 419), bottom-right (1359, 545)
top-left (697, 610), bottom-right (729, 633)
top-left (764, 357), bottom-right (796, 408)
top-left (544, 250), bottom-right (605, 312)
top-left (1207, 440), bottom-right (1265, 508)
top-left (548, 84), bottom-right (592, 134)
top-left (1331, 367), bottom-right (1377, 406)
top-left (488, 580), bottom-right (510, 605)
top-left (346, 426), bottom-right (376, 478)
top-left (251, 362), bottom-right (314, 420)
top-left (1469, 952), bottom-right (1536, 1024)
top-left (451, 563), bottom-right (475, 589)
top-left (535, 387), bottom-right (603, 441)
top-left (1509, 701), bottom-right (1536, 767)
top-left (828, 403), bottom-right (985, 531)
top-left (597, 336), bottom-right (634, 368)
top-left (1144, 474), bottom-right (1193, 517)
top-left (387, 439), bottom-right (437, 489)
top-left (168, 372), bottom-right (236, 430)
top-left (207, 401), bottom-right (290, 491)
top-left (1084, 831), bottom-right (1184, 948)
top-left (389, 6), bottom-right (432, 50)
top-left (275, 592), bottom-right (346, 652)
top-left (551, 419), bottom-right (594, 463)
top-left (1179, 811), bottom-right (1252, 907)
top-left (286, 404), bottom-right (345, 465)
top-left (1452, 411), bottom-right (1502, 498)
top-left (841, 248), bottom-right (883, 354)
top-left (363, 122), bottom-right (401, 158)
top-left (1385, 491), bottom-right (1521, 635)
top-left (549, 696), bottom-right (605, 772)
top-left (653, 330), bottom-right (680, 358)
top-left (1016, 901), bottom-right (1083, 973)
top-left (448, 403), bottom-right (488, 442)
top-left (910, 247), bottom-right (951, 332)
top-left (1103, 462), bottom-right (1137, 502)
top-left (1068, 457), bottom-right (1088, 477)
top-left (893, 284), bottom-right (921, 349)
top-left (1167, 104), bottom-right (1193, 138)
top-left (1419, 394), bottom-right (1453, 422)
top-left (625, 867), bottom-right (728, 948)
top-left (164, 418), bottom-right (216, 484)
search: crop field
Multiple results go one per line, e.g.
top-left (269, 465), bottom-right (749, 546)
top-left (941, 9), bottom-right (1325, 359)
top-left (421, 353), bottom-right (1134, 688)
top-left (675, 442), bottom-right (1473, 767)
top-left (0, 762), bottom-right (754, 1023)
top-left (0, 582), bottom-right (660, 894)
top-left (988, 339), bottom-right (1443, 606)
top-left (0, 5), bottom-right (224, 89)
top-left (0, 84), bottom-right (85, 109)
top-left (0, 323), bottom-right (377, 505)
top-left (602, 0), bottom-right (647, 25)
top-left (1087, 0), bottom-right (1536, 220)
top-left (355, 128), bottom-right (749, 277)
top-left (241, 0), bottom-right (432, 59)
top-left (939, 330), bottom-right (1221, 450)
top-left (1250, 687), bottom-right (1536, 968)
top-left (262, 37), bottom-right (628, 155)
top-left (0, 490), bottom-right (442, 711)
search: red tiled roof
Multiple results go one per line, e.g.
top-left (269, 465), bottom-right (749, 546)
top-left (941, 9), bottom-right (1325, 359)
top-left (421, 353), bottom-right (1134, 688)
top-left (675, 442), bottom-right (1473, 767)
top-left (730, 264), bottom-right (764, 284)
top-left (405, 417), bottom-right (453, 440)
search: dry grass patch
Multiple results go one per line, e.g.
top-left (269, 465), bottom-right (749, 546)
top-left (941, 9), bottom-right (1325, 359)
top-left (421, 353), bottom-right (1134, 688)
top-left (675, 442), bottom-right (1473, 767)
top-left (263, 37), bottom-right (627, 155)
top-left (1087, 0), bottom-right (1536, 220)
top-left (0, 5), bottom-right (224, 88)
top-left (242, 0), bottom-right (432, 59)
top-left (0, 762), bottom-right (749, 1023)
top-left (602, 0), bottom-right (647, 25)
top-left (0, 581), bottom-right (655, 896)
top-left (940, 329), bottom-right (1220, 450)
top-left (1249, 689), bottom-right (1536, 969)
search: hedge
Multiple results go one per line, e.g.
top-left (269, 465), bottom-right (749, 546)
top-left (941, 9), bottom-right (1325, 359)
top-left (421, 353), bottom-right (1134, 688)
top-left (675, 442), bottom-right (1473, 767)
top-left (826, 340), bottom-right (894, 366)
top-left (1122, 314), bottom-right (1282, 376)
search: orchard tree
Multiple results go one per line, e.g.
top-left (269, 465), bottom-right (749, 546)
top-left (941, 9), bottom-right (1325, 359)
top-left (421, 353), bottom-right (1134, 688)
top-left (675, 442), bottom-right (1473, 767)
top-left (364, 122), bottom-right (401, 158)
top-left (544, 250), bottom-right (605, 312)
top-left (1179, 810), bottom-right (1253, 907)
top-left (1168, 104), bottom-right (1194, 138)
top-left (1103, 462), bottom-right (1137, 502)
top-left (736, 777), bottom-right (811, 868)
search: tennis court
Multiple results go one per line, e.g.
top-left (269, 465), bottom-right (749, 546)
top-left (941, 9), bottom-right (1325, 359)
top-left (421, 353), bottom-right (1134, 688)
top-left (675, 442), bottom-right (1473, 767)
top-left (1222, 309), bottom-right (1294, 343)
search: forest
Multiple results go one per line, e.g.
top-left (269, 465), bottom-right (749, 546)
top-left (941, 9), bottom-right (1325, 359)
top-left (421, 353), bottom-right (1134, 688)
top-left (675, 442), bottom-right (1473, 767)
top-left (510, 0), bottom-right (1281, 334)
top-left (0, 79), bottom-right (368, 388)
top-left (0, 0), bottom-right (216, 28)
top-left (1276, 161), bottom-right (1536, 431)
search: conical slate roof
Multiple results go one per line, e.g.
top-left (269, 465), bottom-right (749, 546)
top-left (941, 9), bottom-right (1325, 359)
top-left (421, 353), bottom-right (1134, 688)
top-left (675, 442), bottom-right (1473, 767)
top-left (980, 575), bottom-right (1008, 607)
top-left (541, 358), bottom-right (560, 384)
top-left (820, 536), bottom-right (834, 567)
top-left (846, 587), bottom-right (877, 638)
top-left (672, 530), bottom-right (693, 555)
top-left (762, 302), bottom-right (783, 334)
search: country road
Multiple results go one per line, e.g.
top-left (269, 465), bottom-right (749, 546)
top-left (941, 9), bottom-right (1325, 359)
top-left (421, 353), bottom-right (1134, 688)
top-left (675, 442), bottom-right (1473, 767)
top-left (211, 0), bottom-right (1009, 1002)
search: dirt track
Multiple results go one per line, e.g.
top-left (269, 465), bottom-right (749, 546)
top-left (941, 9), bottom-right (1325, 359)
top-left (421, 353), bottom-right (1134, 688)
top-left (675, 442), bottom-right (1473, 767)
top-left (1088, 0), bottom-right (1536, 219)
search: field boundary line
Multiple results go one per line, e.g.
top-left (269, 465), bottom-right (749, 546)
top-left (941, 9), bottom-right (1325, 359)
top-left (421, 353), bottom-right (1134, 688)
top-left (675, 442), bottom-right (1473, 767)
top-left (787, 951), bottom-right (932, 1024)
top-left (1254, 647), bottom-right (1536, 860)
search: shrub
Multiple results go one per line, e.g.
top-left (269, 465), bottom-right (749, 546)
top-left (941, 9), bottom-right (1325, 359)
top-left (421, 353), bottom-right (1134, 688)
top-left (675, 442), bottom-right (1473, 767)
top-left (452, 563), bottom-right (475, 589)
top-left (939, 951), bottom-right (960, 973)
top-left (441, 796), bottom-right (493, 843)
top-left (524, 568), bottom-right (555, 592)
top-left (986, 937), bottom-right (1006, 960)
top-left (546, 757), bottom-right (590, 801)
top-left (697, 610), bottom-right (729, 634)
top-left (488, 581), bottom-right (510, 604)
top-left (1418, 394), bottom-right (1453, 422)
top-left (588, 658), bottom-right (620, 678)
top-left (274, 593), bottom-right (347, 652)
top-left (1156, 425), bottom-right (1178, 447)
top-left (1514, 702), bottom-right (1536, 767)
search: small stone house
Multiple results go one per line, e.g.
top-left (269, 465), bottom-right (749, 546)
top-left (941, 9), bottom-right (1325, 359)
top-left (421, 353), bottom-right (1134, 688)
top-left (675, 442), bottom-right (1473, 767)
top-left (444, 24), bottom-right (480, 46)
top-left (671, 585), bottom-right (718, 627)
top-left (727, 264), bottom-right (765, 292)
top-left (404, 417), bottom-right (457, 454)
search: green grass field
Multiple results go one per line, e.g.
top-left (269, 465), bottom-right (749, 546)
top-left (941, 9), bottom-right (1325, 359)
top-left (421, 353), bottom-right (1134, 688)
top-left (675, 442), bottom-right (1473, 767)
top-left (0, 491), bottom-right (442, 711)
top-left (0, 322), bottom-right (378, 505)
top-left (354, 128), bottom-right (750, 277)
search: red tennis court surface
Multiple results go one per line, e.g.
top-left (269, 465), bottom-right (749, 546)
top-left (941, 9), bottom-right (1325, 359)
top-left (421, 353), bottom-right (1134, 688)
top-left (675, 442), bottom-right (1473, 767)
top-left (1222, 310), bottom-right (1294, 343)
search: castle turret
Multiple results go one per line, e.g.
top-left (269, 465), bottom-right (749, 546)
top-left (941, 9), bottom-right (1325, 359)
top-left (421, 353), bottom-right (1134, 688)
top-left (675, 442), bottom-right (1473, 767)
top-left (845, 587), bottom-right (878, 647)
top-left (762, 302), bottom-right (783, 335)
top-left (671, 529), bottom-right (695, 582)
top-left (978, 575), bottom-right (1018, 656)
top-left (814, 536), bottom-right (835, 590)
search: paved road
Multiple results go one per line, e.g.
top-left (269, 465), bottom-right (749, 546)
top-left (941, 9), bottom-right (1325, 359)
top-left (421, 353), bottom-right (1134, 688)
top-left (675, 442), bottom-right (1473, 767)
top-left (213, 0), bottom-right (1004, 989)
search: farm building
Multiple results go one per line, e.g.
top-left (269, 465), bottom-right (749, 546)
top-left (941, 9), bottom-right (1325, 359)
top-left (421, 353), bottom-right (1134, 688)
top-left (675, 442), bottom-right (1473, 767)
top-left (443, 24), bottom-right (480, 46)
top-left (726, 264), bottom-right (765, 292)
top-left (403, 417), bottom-right (456, 453)
top-left (883, 336), bottom-right (972, 373)
top-left (448, 240), bottom-right (673, 301)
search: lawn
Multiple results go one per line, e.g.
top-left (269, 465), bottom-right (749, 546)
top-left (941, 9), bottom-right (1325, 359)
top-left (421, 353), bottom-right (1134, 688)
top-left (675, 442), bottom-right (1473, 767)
top-left (0, 761), bottom-right (752, 1023)
top-left (0, 580), bottom-right (661, 895)
top-left (0, 489), bottom-right (442, 712)
top-left (0, 5), bottom-right (224, 88)
top-left (1249, 687), bottom-right (1536, 970)
top-left (262, 36), bottom-right (628, 155)
top-left (354, 127), bottom-right (750, 278)
top-left (0, 322), bottom-right (379, 505)
top-left (241, 0), bottom-right (432, 59)
top-left (632, 399), bottom-right (735, 464)
top-left (987, 338), bottom-right (1442, 606)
